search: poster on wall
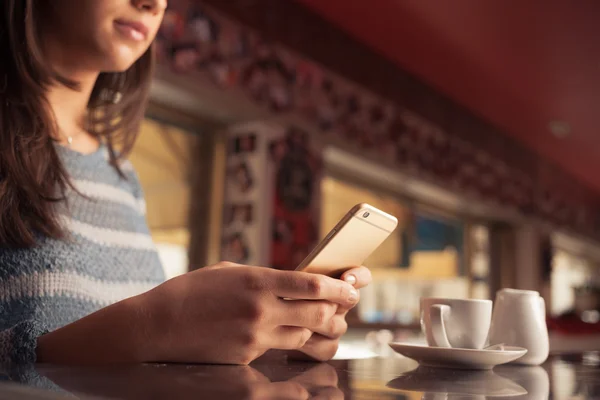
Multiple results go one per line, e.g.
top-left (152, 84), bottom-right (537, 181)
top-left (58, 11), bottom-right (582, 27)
top-left (221, 129), bottom-right (262, 266)
top-left (220, 122), bottom-right (322, 269)
top-left (267, 127), bottom-right (322, 270)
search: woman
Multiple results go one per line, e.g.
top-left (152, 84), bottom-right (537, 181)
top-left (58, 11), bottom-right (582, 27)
top-left (0, 0), bottom-right (371, 367)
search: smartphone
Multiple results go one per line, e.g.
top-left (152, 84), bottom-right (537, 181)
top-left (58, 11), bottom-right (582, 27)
top-left (296, 203), bottom-right (398, 277)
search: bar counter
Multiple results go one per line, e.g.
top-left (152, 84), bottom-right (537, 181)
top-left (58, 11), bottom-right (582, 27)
top-left (1, 351), bottom-right (598, 399)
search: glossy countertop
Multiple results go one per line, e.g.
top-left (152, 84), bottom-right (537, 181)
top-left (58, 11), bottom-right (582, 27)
top-left (1, 352), bottom-right (598, 399)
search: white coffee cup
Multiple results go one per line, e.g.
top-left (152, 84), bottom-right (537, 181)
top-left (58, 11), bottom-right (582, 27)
top-left (420, 298), bottom-right (492, 349)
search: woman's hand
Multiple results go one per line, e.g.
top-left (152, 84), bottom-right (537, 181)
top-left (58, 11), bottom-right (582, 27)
top-left (139, 262), bottom-right (359, 365)
top-left (36, 262), bottom-right (365, 366)
top-left (287, 266), bottom-right (372, 362)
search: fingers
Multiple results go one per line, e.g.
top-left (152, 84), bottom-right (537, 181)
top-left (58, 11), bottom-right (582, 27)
top-left (270, 326), bottom-right (313, 350)
top-left (310, 386), bottom-right (345, 400)
top-left (336, 289), bottom-right (360, 315)
top-left (278, 300), bottom-right (337, 331)
top-left (288, 335), bottom-right (340, 362)
top-left (278, 300), bottom-right (349, 339)
top-left (271, 308), bottom-right (346, 349)
top-left (340, 266), bottom-right (372, 289)
top-left (305, 313), bottom-right (347, 340)
top-left (268, 270), bottom-right (358, 307)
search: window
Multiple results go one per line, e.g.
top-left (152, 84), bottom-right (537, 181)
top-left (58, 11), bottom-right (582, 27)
top-left (321, 176), bottom-right (404, 269)
top-left (129, 117), bottom-right (197, 279)
top-left (321, 176), bottom-right (465, 277)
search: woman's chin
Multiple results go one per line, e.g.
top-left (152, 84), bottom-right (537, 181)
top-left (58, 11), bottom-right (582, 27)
top-left (101, 48), bottom-right (145, 72)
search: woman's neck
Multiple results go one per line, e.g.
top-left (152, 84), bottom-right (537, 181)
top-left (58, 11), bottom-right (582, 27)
top-left (45, 71), bottom-right (101, 154)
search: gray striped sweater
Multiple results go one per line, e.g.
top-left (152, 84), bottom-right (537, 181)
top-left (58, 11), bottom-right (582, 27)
top-left (0, 144), bottom-right (166, 369)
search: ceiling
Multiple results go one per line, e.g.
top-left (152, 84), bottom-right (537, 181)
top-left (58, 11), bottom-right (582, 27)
top-left (297, 0), bottom-right (600, 194)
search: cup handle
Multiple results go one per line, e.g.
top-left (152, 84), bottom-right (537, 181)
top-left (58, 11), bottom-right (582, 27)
top-left (430, 304), bottom-right (452, 348)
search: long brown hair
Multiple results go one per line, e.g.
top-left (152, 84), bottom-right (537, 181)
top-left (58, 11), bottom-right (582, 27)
top-left (0, 0), bottom-right (155, 248)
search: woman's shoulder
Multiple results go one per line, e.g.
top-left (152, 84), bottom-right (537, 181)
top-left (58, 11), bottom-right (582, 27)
top-left (115, 157), bottom-right (145, 203)
top-left (57, 144), bottom-right (147, 214)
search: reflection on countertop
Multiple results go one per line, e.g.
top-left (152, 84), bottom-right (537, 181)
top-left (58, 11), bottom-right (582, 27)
top-left (387, 367), bottom-right (528, 399)
top-left (0, 352), bottom-right (598, 399)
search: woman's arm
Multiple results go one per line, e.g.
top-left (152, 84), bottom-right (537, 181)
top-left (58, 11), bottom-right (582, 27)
top-left (36, 293), bottom-right (153, 364)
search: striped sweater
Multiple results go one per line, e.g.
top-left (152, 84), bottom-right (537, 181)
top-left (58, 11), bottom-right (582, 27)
top-left (0, 144), bottom-right (165, 370)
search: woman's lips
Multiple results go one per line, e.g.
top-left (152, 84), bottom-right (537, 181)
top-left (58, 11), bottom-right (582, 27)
top-left (114, 19), bottom-right (149, 42)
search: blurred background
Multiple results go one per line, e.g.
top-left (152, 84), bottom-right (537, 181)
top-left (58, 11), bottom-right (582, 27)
top-left (130, 0), bottom-right (600, 362)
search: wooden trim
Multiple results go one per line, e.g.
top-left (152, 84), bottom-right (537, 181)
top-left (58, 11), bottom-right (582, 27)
top-left (202, 0), bottom-right (536, 175)
top-left (206, 131), bottom-right (227, 266)
top-left (146, 101), bottom-right (223, 133)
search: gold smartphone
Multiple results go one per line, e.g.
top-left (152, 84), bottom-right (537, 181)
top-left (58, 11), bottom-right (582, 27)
top-left (296, 203), bottom-right (398, 277)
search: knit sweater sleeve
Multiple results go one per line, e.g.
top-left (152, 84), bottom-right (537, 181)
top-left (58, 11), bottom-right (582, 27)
top-left (0, 320), bottom-right (49, 373)
top-left (0, 324), bottom-right (69, 394)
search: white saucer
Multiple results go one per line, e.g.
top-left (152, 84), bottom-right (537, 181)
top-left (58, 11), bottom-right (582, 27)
top-left (388, 342), bottom-right (527, 370)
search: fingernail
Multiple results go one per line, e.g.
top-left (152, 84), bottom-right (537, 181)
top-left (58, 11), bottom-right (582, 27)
top-left (344, 274), bottom-right (357, 286)
top-left (348, 288), bottom-right (358, 303)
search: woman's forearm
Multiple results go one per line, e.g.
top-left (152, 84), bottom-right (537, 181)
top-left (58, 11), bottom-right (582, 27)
top-left (36, 294), bottom-right (158, 365)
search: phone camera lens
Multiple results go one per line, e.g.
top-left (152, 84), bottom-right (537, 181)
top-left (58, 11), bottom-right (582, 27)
top-left (363, 212), bottom-right (370, 218)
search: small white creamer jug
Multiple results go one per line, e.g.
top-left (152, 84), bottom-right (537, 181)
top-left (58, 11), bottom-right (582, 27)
top-left (489, 289), bottom-right (549, 365)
